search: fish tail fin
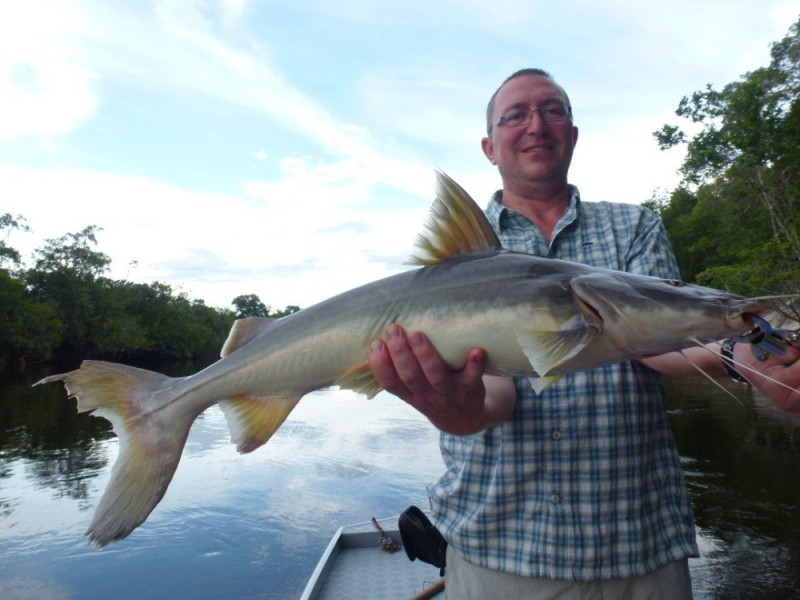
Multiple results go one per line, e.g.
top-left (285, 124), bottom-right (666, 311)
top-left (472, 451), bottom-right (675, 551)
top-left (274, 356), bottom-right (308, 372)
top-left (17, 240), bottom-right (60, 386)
top-left (36, 360), bottom-right (193, 547)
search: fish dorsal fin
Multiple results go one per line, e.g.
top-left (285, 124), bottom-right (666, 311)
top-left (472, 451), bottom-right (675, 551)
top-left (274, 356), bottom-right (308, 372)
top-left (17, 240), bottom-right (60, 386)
top-left (221, 317), bottom-right (279, 357)
top-left (407, 170), bottom-right (501, 266)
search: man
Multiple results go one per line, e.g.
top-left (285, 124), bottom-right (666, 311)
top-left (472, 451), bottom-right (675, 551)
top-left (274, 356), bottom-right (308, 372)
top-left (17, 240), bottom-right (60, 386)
top-left (369, 69), bottom-right (800, 599)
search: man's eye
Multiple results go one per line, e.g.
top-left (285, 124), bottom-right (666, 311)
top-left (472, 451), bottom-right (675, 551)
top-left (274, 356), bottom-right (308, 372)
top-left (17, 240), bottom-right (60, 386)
top-left (543, 106), bottom-right (567, 118)
top-left (502, 110), bottom-right (526, 125)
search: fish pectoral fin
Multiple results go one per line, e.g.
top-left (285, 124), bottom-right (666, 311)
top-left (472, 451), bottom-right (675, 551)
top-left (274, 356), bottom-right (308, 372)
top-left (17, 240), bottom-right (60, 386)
top-left (517, 326), bottom-right (599, 378)
top-left (219, 395), bottom-right (301, 454)
top-left (334, 361), bottom-right (383, 399)
top-left (529, 375), bottom-right (564, 394)
top-left (220, 317), bottom-right (279, 358)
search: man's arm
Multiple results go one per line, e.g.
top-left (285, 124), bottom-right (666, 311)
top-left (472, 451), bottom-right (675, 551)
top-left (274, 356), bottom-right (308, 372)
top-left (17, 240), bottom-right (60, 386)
top-left (641, 345), bottom-right (800, 417)
top-left (369, 324), bottom-right (516, 435)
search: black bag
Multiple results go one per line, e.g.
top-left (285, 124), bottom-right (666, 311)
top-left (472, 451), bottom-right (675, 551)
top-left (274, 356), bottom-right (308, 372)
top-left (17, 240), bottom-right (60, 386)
top-left (398, 505), bottom-right (447, 576)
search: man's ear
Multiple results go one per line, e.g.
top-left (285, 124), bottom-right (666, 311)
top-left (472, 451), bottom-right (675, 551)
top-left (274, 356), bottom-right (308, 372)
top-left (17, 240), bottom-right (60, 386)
top-left (481, 136), bottom-right (496, 165)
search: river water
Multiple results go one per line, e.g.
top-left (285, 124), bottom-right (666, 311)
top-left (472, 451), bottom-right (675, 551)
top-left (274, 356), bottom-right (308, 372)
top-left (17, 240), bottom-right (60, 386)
top-left (1, 368), bottom-right (798, 599)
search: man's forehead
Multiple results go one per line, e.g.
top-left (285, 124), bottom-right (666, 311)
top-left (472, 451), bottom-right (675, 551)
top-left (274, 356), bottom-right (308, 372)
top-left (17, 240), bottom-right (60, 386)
top-left (494, 75), bottom-right (568, 109)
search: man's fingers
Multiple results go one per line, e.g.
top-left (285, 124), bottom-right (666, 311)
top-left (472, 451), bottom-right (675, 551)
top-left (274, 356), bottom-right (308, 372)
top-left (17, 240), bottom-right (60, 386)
top-left (408, 330), bottom-right (452, 392)
top-left (780, 346), bottom-right (800, 368)
top-left (369, 338), bottom-right (410, 398)
top-left (460, 348), bottom-right (488, 385)
top-left (384, 325), bottom-right (431, 394)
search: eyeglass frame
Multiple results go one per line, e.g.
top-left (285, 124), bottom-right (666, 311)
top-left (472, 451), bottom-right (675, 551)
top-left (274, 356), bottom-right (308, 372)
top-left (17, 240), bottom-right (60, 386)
top-left (488, 101), bottom-right (572, 134)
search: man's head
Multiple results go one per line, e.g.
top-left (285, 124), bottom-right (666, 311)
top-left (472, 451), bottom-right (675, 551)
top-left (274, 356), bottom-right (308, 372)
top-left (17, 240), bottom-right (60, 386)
top-left (482, 69), bottom-right (578, 197)
top-left (484, 68), bottom-right (571, 135)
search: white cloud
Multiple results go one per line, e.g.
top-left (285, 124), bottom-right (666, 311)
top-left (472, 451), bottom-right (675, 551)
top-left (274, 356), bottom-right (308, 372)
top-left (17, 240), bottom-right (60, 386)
top-left (0, 2), bottom-right (98, 138)
top-left (772, 1), bottom-right (800, 27)
top-left (570, 112), bottom-right (686, 204)
top-left (1, 158), bottom-right (434, 309)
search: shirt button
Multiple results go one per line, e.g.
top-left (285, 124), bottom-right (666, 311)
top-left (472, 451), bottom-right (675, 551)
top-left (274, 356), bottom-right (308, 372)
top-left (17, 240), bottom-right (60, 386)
top-left (550, 493), bottom-right (562, 504)
top-left (551, 429), bottom-right (562, 440)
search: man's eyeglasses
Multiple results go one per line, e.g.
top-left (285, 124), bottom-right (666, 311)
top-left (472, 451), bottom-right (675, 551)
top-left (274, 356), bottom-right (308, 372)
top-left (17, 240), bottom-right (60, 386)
top-left (490, 102), bottom-right (572, 133)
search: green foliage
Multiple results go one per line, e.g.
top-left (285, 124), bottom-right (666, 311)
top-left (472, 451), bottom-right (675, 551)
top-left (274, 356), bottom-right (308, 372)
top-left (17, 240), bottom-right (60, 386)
top-left (32, 225), bottom-right (111, 280)
top-left (0, 213), bottom-right (30, 269)
top-left (232, 294), bottom-right (270, 318)
top-left (0, 224), bottom-right (297, 372)
top-left (652, 17), bottom-right (800, 317)
top-left (276, 305), bottom-right (301, 317)
top-left (231, 294), bottom-right (301, 319)
top-left (0, 270), bottom-right (60, 367)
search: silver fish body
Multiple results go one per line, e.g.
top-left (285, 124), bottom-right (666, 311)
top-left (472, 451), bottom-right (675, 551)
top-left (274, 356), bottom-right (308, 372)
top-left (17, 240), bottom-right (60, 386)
top-left (171, 249), bottom-right (758, 414)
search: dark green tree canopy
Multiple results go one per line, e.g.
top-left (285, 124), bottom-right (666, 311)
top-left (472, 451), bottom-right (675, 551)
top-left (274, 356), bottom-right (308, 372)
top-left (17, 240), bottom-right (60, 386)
top-left (0, 224), bottom-right (298, 371)
top-left (0, 213), bottom-right (30, 268)
top-left (650, 17), bottom-right (800, 320)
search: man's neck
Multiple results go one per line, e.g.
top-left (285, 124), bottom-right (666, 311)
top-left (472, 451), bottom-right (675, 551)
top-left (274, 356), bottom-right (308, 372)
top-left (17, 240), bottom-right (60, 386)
top-left (500, 183), bottom-right (571, 243)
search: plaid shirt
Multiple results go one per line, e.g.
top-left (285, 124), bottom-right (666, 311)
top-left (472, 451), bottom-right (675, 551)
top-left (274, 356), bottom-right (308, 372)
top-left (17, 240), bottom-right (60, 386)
top-left (428, 187), bottom-right (699, 581)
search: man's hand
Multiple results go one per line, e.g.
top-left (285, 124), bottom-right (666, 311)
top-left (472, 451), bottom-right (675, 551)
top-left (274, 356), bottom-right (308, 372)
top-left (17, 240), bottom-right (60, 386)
top-left (735, 342), bottom-right (800, 417)
top-left (368, 324), bottom-right (515, 435)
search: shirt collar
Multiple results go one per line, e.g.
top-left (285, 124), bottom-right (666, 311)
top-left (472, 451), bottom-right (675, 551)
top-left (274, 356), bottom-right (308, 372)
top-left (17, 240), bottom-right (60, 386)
top-left (485, 185), bottom-right (582, 234)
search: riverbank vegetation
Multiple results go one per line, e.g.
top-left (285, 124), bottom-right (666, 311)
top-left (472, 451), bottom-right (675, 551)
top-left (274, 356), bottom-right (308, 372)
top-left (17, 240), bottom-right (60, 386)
top-left (647, 17), bottom-right (800, 322)
top-left (0, 221), bottom-right (297, 371)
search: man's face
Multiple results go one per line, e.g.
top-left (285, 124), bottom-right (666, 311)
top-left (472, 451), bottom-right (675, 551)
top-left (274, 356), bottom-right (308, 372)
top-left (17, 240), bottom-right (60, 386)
top-left (481, 74), bottom-right (578, 194)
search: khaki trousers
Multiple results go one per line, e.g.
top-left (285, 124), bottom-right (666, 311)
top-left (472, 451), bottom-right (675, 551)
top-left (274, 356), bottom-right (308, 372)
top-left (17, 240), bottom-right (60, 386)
top-left (444, 546), bottom-right (693, 599)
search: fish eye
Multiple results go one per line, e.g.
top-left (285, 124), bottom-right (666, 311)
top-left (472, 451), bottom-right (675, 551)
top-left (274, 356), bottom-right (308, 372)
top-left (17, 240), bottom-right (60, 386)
top-left (665, 279), bottom-right (684, 287)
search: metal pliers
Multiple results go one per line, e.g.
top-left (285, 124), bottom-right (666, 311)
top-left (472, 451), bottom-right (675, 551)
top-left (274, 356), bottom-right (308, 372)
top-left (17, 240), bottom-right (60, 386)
top-left (735, 315), bottom-right (800, 361)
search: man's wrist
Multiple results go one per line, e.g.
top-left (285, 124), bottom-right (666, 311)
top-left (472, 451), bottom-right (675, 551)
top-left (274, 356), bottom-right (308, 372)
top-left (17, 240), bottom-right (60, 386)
top-left (721, 339), bottom-right (749, 384)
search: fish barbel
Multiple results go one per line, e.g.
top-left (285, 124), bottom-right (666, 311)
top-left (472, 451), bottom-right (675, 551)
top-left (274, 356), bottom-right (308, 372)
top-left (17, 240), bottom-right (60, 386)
top-left (37, 171), bottom-right (772, 546)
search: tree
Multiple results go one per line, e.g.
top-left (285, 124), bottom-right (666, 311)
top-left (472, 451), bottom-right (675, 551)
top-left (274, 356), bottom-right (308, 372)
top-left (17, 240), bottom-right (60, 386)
top-left (31, 225), bottom-right (111, 279)
top-left (0, 217), bottom-right (298, 371)
top-left (0, 269), bottom-right (59, 368)
top-left (0, 213), bottom-right (30, 269)
top-left (231, 294), bottom-right (300, 319)
top-left (24, 226), bottom-right (114, 359)
top-left (232, 294), bottom-right (271, 318)
top-left (652, 17), bottom-right (800, 314)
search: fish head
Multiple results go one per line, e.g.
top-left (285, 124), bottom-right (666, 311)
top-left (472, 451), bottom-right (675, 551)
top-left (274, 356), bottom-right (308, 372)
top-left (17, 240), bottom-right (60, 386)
top-left (569, 271), bottom-right (771, 356)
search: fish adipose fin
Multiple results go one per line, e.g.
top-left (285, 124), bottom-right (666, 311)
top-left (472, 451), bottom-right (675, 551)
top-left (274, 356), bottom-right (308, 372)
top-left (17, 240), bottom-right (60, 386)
top-left (334, 361), bottom-right (383, 399)
top-left (407, 170), bottom-right (502, 266)
top-left (34, 361), bottom-right (192, 547)
top-left (219, 396), bottom-right (301, 454)
top-left (517, 326), bottom-right (599, 393)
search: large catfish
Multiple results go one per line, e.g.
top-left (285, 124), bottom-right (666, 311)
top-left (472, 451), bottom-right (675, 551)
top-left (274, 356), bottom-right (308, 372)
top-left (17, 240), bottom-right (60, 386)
top-left (37, 172), bottom-right (771, 546)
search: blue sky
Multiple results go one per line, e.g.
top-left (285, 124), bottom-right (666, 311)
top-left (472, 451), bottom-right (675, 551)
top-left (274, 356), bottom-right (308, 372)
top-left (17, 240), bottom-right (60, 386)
top-left (2, 0), bottom-right (799, 310)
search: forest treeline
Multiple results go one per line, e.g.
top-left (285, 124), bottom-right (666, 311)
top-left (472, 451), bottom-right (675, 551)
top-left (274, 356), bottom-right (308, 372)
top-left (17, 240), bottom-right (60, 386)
top-left (2, 18), bottom-right (800, 373)
top-left (646, 17), bottom-right (800, 316)
top-left (0, 221), bottom-right (298, 371)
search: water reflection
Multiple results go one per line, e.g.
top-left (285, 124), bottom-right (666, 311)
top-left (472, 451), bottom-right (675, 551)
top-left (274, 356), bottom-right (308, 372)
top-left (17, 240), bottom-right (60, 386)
top-left (1, 375), bottom-right (113, 507)
top-left (665, 377), bottom-right (800, 599)
top-left (0, 369), bottom-right (442, 599)
top-left (1, 370), bottom-right (799, 599)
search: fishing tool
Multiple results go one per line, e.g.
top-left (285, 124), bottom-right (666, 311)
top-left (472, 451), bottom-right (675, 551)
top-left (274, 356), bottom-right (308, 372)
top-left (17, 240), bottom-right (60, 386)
top-left (738, 315), bottom-right (800, 362)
